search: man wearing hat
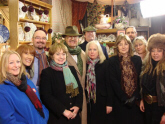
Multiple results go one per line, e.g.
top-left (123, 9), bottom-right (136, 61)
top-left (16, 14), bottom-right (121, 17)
top-left (63, 25), bottom-right (87, 124)
top-left (79, 26), bottom-right (109, 60)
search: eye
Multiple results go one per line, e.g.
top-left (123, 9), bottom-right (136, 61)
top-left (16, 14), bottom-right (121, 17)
top-left (9, 62), bottom-right (13, 64)
top-left (17, 61), bottom-right (20, 64)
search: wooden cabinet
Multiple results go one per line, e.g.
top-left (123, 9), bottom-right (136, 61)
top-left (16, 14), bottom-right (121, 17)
top-left (9, 0), bottom-right (52, 50)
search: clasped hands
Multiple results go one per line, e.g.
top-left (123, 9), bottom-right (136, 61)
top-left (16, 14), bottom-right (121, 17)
top-left (63, 106), bottom-right (79, 120)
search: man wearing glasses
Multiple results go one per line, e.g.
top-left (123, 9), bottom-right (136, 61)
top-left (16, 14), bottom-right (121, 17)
top-left (31, 29), bottom-right (49, 90)
top-left (63, 26), bottom-right (87, 124)
top-left (125, 26), bottom-right (137, 42)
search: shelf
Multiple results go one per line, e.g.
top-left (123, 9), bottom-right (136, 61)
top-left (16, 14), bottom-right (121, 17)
top-left (0, 43), bottom-right (8, 46)
top-left (19, 41), bottom-right (50, 44)
top-left (19, 18), bottom-right (51, 25)
top-left (96, 29), bottom-right (117, 34)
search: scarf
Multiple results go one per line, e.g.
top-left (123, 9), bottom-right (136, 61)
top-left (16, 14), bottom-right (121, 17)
top-left (35, 51), bottom-right (49, 86)
top-left (86, 57), bottom-right (100, 103)
top-left (64, 42), bottom-right (83, 76)
top-left (119, 54), bottom-right (137, 98)
top-left (6, 73), bottom-right (45, 118)
top-left (50, 60), bottom-right (79, 97)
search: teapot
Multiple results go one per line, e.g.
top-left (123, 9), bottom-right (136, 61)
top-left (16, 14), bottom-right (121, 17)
top-left (100, 14), bottom-right (109, 24)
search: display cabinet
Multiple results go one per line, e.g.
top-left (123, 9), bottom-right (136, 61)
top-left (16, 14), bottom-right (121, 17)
top-left (9, 0), bottom-right (52, 50)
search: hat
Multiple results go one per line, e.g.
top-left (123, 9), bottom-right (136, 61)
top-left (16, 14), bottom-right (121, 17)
top-left (62, 26), bottom-right (82, 37)
top-left (83, 26), bottom-right (96, 33)
top-left (147, 33), bottom-right (165, 51)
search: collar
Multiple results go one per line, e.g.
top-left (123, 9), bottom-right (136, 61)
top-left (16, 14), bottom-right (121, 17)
top-left (36, 49), bottom-right (45, 54)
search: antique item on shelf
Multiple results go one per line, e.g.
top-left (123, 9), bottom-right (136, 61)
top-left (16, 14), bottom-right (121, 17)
top-left (115, 23), bottom-right (124, 29)
top-left (95, 23), bottom-right (111, 29)
top-left (19, 1), bottom-right (27, 18)
top-left (0, 24), bottom-right (9, 43)
top-left (40, 12), bottom-right (49, 22)
top-left (114, 16), bottom-right (128, 29)
top-left (95, 14), bottom-right (111, 29)
top-left (107, 34), bottom-right (116, 42)
top-left (129, 18), bottom-right (139, 27)
top-left (117, 30), bottom-right (125, 36)
top-left (18, 25), bottom-right (24, 41)
top-left (31, 9), bottom-right (40, 21)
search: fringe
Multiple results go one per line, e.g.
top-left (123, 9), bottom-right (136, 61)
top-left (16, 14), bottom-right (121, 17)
top-left (66, 84), bottom-right (79, 97)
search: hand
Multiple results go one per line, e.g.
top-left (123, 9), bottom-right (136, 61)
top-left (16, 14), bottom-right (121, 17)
top-left (63, 109), bottom-right (74, 120)
top-left (106, 106), bottom-right (112, 114)
top-left (160, 114), bottom-right (165, 124)
top-left (17, 73), bottom-right (27, 92)
top-left (70, 106), bottom-right (79, 119)
top-left (124, 96), bottom-right (136, 109)
top-left (140, 99), bottom-right (145, 112)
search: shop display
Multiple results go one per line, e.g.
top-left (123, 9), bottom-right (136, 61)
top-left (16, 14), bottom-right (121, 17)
top-left (0, 24), bottom-right (9, 43)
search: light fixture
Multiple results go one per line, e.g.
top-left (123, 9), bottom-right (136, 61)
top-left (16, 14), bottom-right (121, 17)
top-left (140, 0), bottom-right (165, 18)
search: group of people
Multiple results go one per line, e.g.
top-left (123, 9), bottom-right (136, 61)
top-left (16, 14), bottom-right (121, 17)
top-left (0, 25), bottom-right (165, 124)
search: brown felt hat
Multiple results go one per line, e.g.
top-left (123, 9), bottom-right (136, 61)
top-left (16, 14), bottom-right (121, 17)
top-left (147, 33), bottom-right (165, 51)
top-left (62, 26), bottom-right (82, 37)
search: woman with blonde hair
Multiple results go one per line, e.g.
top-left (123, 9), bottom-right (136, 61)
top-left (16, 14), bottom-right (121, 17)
top-left (140, 34), bottom-right (165, 124)
top-left (0, 50), bottom-right (49, 124)
top-left (107, 34), bottom-right (144, 124)
top-left (40, 43), bottom-right (83, 124)
top-left (85, 40), bottom-right (113, 124)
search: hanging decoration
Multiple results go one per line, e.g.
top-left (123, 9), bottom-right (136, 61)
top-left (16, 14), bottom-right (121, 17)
top-left (38, 7), bottom-right (43, 15)
top-left (44, 10), bottom-right (49, 15)
top-left (48, 28), bottom-right (52, 34)
top-left (28, 5), bottom-right (34, 12)
top-left (21, 0), bottom-right (27, 12)
top-left (120, 0), bottom-right (129, 16)
top-left (24, 26), bottom-right (31, 32)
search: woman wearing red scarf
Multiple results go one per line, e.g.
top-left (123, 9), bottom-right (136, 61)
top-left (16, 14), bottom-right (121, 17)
top-left (0, 50), bottom-right (49, 124)
top-left (85, 40), bottom-right (113, 124)
top-left (107, 34), bottom-right (144, 124)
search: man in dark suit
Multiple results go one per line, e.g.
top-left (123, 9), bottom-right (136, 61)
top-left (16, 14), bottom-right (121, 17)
top-left (79, 26), bottom-right (109, 60)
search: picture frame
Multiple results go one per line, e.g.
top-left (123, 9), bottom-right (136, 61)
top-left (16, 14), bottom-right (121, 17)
top-left (117, 30), bottom-right (125, 36)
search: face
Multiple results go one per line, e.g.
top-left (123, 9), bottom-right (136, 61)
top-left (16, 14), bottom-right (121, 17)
top-left (88, 44), bottom-right (99, 60)
top-left (134, 41), bottom-right (146, 54)
top-left (21, 51), bottom-right (34, 67)
top-left (126, 28), bottom-right (137, 41)
top-left (32, 30), bottom-right (47, 51)
top-left (118, 40), bottom-right (129, 56)
top-left (84, 31), bottom-right (96, 42)
top-left (65, 36), bottom-right (78, 49)
top-left (151, 48), bottom-right (164, 61)
top-left (8, 54), bottom-right (21, 76)
top-left (53, 50), bottom-right (66, 65)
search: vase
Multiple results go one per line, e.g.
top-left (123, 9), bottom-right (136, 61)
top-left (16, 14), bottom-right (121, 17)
top-left (115, 23), bottom-right (124, 29)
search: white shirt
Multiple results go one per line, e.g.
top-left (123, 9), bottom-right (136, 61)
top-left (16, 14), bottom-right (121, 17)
top-left (71, 55), bottom-right (78, 63)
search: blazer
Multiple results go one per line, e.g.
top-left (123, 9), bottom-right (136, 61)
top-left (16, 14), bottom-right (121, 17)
top-left (79, 41), bottom-right (109, 60)
top-left (67, 50), bottom-right (87, 124)
top-left (40, 66), bottom-right (83, 124)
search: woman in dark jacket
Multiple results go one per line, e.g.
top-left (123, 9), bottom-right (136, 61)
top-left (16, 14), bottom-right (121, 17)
top-left (40, 43), bottom-right (83, 124)
top-left (108, 34), bottom-right (144, 124)
top-left (85, 40), bottom-right (113, 124)
top-left (140, 34), bottom-right (165, 124)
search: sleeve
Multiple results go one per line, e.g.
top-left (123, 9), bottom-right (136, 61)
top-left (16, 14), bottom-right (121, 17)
top-left (0, 91), bottom-right (26, 124)
top-left (102, 46), bottom-right (109, 60)
top-left (108, 58), bottom-right (127, 103)
top-left (40, 69), bottom-right (67, 118)
top-left (70, 66), bottom-right (83, 110)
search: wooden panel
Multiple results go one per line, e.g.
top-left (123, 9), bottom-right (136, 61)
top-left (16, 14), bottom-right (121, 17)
top-left (96, 29), bottom-right (117, 34)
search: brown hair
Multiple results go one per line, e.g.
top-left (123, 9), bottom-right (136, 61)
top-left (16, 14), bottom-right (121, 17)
top-left (113, 34), bottom-right (134, 56)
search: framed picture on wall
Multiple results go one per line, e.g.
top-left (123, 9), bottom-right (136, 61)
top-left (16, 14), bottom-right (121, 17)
top-left (117, 30), bottom-right (125, 36)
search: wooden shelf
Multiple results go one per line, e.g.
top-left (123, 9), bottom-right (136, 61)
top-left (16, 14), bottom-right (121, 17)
top-left (19, 18), bottom-right (51, 25)
top-left (96, 29), bottom-right (117, 34)
top-left (19, 41), bottom-right (50, 44)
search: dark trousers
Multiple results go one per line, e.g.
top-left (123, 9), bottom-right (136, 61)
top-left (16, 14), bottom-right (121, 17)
top-left (144, 101), bottom-right (164, 124)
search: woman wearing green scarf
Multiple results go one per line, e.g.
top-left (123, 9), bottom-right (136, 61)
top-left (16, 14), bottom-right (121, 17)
top-left (40, 43), bottom-right (83, 124)
top-left (63, 26), bottom-right (87, 124)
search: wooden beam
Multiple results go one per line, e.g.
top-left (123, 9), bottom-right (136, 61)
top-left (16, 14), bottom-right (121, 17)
top-left (111, 0), bottom-right (114, 25)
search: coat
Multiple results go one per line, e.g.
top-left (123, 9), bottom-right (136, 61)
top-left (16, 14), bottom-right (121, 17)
top-left (79, 41), bottom-right (109, 60)
top-left (40, 66), bottom-right (83, 124)
top-left (108, 55), bottom-right (144, 124)
top-left (67, 51), bottom-right (87, 124)
top-left (0, 78), bottom-right (49, 124)
top-left (86, 60), bottom-right (113, 124)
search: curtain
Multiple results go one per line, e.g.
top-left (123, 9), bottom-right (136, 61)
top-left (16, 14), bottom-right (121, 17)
top-left (72, 0), bottom-right (88, 32)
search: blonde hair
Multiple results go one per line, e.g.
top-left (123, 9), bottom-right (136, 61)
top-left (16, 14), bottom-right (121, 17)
top-left (49, 42), bottom-right (68, 62)
top-left (113, 34), bottom-right (134, 56)
top-left (0, 50), bottom-right (28, 84)
top-left (85, 40), bottom-right (106, 63)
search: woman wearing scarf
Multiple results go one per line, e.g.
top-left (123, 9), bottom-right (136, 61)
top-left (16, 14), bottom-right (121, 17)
top-left (63, 26), bottom-right (87, 124)
top-left (108, 34), bottom-right (144, 124)
top-left (0, 50), bottom-right (49, 124)
top-left (85, 41), bottom-right (113, 124)
top-left (140, 34), bottom-right (165, 124)
top-left (16, 44), bottom-right (36, 79)
top-left (40, 43), bottom-right (83, 124)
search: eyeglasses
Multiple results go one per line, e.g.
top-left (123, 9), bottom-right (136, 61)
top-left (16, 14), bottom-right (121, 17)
top-left (34, 36), bottom-right (47, 41)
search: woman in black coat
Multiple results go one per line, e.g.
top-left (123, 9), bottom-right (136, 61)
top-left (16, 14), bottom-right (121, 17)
top-left (40, 43), bottom-right (83, 124)
top-left (85, 40), bottom-right (113, 124)
top-left (108, 34), bottom-right (144, 124)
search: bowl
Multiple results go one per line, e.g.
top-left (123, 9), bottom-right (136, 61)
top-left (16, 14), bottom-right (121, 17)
top-left (95, 23), bottom-right (111, 29)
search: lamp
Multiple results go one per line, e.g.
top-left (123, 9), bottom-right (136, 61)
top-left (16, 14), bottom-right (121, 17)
top-left (140, 0), bottom-right (165, 18)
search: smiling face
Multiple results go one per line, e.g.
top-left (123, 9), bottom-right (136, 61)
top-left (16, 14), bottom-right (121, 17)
top-left (88, 43), bottom-right (99, 60)
top-left (53, 49), bottom-right (66, 65)
top-left (21, 51), bottom-right (34, 67)
top-left (8, 54), bottom-right (21, 76)
top-left (151, 48), bottom-right (164, 61)
top-left (84, 31), bottom-right (96, 42)
top-left (65, 36), bottom-right (78, 49)
top-left (126, 27), bottom-right (137, 42)
top-left (134, 41), bottom-right (146, 54)
top-left (118, 40), bottom-right (129, 56)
